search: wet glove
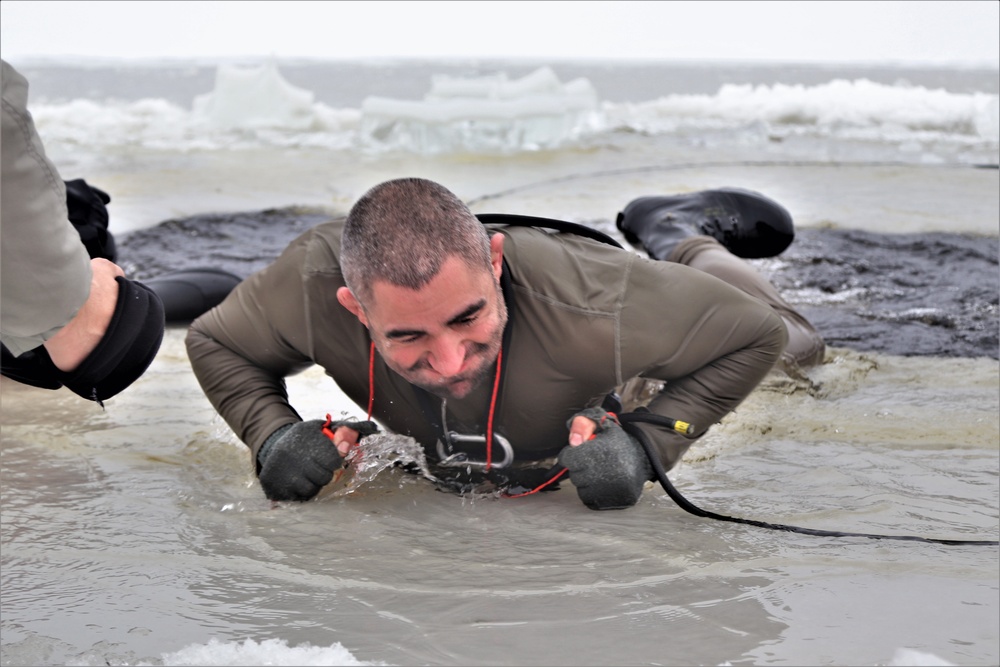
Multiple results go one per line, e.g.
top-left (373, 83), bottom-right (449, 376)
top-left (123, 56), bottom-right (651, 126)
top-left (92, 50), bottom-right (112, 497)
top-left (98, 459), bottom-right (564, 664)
top-left (256, 419), bottom-right (378, 501)
top-left (557, 407), bottom-right (653, 510)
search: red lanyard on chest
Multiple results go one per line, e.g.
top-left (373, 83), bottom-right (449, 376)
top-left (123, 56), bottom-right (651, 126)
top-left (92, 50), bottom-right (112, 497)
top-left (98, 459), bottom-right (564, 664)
top-left (366, 340), bottom-right (505, 471)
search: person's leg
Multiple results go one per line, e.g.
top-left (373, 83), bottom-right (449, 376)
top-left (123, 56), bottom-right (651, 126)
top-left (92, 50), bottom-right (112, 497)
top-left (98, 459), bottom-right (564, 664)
top-left (617, 189), bottom-right (823, 369)
top-left (670, 236), bottom-right (825, 369)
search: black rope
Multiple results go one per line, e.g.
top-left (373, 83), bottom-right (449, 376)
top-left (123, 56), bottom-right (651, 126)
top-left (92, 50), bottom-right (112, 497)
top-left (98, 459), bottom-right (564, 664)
top-left (616, 413), bottom-right (1000, 547)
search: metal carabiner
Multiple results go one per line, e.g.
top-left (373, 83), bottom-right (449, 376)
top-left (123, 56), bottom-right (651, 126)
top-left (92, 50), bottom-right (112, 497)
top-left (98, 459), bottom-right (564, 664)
top-left (436, 431), bottom-right (515, 469)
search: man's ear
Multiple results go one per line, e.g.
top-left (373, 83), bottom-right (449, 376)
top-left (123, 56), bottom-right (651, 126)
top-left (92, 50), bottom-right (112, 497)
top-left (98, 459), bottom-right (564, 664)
top-left (489, 233), bottom-right (505, 281)
top-left (336, 286), bottom-right (369, 327)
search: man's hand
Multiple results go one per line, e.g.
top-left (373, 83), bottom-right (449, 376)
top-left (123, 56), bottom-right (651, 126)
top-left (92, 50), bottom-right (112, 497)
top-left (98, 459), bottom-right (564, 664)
top-left (322, 418), bottom-right (380, 456)
top-left (558, 407), bottom-right (653, 510)
top-left (257, 418), bottom-right (380, 501)
top-left (328, 424), bottom-right (362, 456)
top-left (258, 420), bottom-right (344, 501)
top-left (44, 258), bottom-right (123, 372)
top-left (568, 413), bottom-right (600, 446)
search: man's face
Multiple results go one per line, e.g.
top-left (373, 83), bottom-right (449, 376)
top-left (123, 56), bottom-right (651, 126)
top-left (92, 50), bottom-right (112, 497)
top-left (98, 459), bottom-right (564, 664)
top-left (339, 237), bottom-right (507, 400)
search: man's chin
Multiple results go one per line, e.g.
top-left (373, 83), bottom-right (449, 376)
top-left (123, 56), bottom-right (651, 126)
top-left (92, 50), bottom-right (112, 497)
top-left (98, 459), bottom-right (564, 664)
top-left (417, 368), bottom-right (495, 399)
top-left (423, 378), bottom-right (475, 400)
top-left (404, 351), bottom-right (500, 400)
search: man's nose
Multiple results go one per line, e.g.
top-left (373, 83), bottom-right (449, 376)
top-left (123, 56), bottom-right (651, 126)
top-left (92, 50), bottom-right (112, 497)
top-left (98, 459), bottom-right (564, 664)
top-left (428, 334), bottom-right (465, 376)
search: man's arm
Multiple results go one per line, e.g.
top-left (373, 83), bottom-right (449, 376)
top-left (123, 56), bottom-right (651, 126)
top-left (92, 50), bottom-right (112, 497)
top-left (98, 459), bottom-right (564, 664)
top-left (1, 59), bottom-right (93, 356)
top-left (185, 242), bottom-right (317, 461)
top-left (618, 258), bottom-right (788, 470)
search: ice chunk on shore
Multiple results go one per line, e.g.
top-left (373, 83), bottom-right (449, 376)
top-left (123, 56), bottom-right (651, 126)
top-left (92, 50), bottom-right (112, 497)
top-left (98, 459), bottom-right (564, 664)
top-left (193, 60), bottom-right (316, 130)
top-left (976, 95), bottom-right (999, 141)
top-left (888, 647), bottom-right (956, 666)
top-left (359, 66), bottom-right (600, 154)
top-left (147, 637), bottom-right (380, 666)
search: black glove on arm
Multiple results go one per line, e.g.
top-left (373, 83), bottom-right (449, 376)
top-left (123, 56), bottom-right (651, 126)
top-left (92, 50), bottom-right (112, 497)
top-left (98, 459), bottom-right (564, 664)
top-left (557, 407), bottom-right (653, 511)
top-left (256, 418), bottom-right (381, 501)
top-left (257, 419), bottom-right (343, 501)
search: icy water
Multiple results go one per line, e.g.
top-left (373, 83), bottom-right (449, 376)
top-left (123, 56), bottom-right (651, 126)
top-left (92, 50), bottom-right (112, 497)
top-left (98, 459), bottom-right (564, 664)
top-left (1, 58), bottom-right (998, 666)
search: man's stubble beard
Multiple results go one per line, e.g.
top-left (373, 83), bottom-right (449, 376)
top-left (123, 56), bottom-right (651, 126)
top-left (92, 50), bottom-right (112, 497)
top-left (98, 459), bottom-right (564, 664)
top-left (393, 285), bottom-right (507, 401)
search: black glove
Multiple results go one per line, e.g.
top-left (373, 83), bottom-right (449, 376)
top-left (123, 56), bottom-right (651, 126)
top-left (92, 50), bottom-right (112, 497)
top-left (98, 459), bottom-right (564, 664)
top-left (256, 418), bottom-right (380, 501)
top-left (65, 179), bottom-right (116, 262)
top-left (257, 420), bottom-right (341, 501)
top-left (557, 407), bottom-right (653, 510)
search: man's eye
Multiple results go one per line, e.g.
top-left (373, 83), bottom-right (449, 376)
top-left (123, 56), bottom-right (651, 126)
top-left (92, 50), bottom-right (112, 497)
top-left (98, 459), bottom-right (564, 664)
top-left (388, 333), bottom-right (422, 344)
top-left (457, 315), bottom-right (478, 327)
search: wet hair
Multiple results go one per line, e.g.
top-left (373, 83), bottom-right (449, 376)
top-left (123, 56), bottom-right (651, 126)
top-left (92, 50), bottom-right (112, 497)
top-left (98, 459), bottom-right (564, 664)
top-left (341, 178), bottom-right (492, 305)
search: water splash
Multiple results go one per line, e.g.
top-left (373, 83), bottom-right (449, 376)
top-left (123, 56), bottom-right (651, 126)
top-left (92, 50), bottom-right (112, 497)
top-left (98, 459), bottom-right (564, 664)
top-left (320, 433), bottom-right (437, 498)
top-left (316, 432), bottom-right (511, 500)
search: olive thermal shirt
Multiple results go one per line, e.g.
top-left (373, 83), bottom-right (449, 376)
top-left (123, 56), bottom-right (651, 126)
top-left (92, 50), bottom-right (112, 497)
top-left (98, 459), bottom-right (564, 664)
top-left (186, 218), bottom-right (786, 471)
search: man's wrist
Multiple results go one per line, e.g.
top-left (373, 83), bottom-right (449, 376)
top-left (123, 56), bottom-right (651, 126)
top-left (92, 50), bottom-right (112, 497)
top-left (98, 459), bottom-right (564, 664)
top-left (257, 422), bottom-right (296, 468)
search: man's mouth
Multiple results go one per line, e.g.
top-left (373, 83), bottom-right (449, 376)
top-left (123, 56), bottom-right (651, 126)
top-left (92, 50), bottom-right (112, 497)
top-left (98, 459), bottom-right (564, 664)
top-left (427, 374), bottom-right (475, 398)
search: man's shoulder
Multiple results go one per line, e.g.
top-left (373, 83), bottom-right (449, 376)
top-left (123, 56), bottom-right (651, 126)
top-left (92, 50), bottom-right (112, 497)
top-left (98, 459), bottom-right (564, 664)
top-left (500, 224), bottom-right (633, 275)
top-left (499, 223), bottom-right (621, 254)
top-left (499, 225), bottom-right (640, 315)
top-left (281, 216), bottom-right (347, 273)
top-left (301, 215), bottom-right (347, 244)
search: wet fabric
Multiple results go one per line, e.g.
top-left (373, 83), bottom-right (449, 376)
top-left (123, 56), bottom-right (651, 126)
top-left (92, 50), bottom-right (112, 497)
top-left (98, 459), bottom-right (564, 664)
top-left (1, 59), bottom-right (92, 356)
top-left (670, 236), bottom-right (826, 369)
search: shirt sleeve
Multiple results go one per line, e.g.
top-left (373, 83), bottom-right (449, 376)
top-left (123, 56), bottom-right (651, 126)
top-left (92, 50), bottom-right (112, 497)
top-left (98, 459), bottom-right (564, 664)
top-left (1, 59), bottom-right (92, 357)
top-left (185, 234), bottom-right (317, 460)
top-left (618, 255), bottom-right (788, 470)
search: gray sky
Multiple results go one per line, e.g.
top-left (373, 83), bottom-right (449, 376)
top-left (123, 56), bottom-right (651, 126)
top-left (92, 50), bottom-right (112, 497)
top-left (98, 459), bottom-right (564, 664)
top-left (1, 0), bottom-right (997, 66)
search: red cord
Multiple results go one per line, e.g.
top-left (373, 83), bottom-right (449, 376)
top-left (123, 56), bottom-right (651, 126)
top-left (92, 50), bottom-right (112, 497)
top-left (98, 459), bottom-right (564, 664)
top-left (367, 340), bottom-right (376, 420)
top-left (367, 341), bottom-right (561, 497)
top-left (484, 348), bottom-right (502, 471)
top-left (321, 414), bottom-right (336, 442)
top-left (502, 468), bottom-right (568, 498)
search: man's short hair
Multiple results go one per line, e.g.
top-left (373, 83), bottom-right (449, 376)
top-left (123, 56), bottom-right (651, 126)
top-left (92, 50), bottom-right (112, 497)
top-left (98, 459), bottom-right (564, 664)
top-left (341, 178), bottom-right (492, 305)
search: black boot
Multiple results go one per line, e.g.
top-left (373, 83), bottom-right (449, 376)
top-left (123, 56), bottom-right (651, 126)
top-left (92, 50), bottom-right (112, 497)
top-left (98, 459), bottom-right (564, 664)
top-left (616, 188), bottom-right (795, 260)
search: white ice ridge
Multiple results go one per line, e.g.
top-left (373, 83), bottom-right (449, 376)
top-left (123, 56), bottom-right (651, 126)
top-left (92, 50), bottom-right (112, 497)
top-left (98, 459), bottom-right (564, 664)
top-left (608, 78), bottom-right (1000, 142)
top-left (30, 62), bottom-right (996, 162)
top-left (359, 66), bottom-right (601, 154)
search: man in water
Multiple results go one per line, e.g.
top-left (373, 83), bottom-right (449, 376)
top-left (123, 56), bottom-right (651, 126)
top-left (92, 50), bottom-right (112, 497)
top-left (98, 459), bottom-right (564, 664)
top-left (186, 177), bottom-right (824, 509)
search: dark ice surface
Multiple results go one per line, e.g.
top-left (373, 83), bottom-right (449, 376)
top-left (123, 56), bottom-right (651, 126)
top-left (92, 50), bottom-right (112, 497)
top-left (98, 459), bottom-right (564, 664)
top-left (768, 228), bottom-right (998, 360)
top-left (118, 206), bottom-right (331, 281)
top-left (117, 207), bottom-right (999, 360)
